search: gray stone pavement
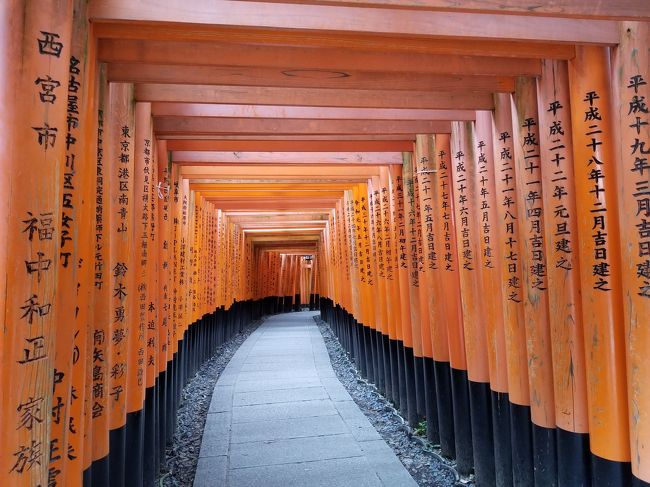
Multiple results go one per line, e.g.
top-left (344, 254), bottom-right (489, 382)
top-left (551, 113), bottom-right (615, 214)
top-left (193, 311), bottom-right (418, 487)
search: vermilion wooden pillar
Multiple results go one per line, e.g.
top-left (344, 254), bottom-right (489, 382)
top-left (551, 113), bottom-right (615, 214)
top-left (417, 135), bottom-right (456, 457)
top-left (492, 93), bottom-right (534, 486)
top-left (107, 82), bottom-right (135, 487)
top-left (512, 77), bottom-right (558, 486)
top-left (613, 21), bottom-right (650, 487)
top-left (434, 134), bottom-right (473, 475)
top-left (370, 176), bottom-right (390, 395)
top-left (380, 166), bottom-right (403, 409)
top-left (90, 64), bottom-right (111, 487)
top-left (393, 163), bottom-right (417, 423)
top-left (53, 1), bottom-right (96, 484)
top-left (569, 45), bottom-right (632, 485)
top-left (537, 59), bottom-right (591, 486)
top-left (450, 121), bottom-right (495, 485)
top-left (474, 112), bottom-right (513, 487)
top-left (2, 2), bottom-right (72, 486)
top-left (414, 135), bottom-right (442, 445)
top-left (402, 153), bottom-right (425, 425)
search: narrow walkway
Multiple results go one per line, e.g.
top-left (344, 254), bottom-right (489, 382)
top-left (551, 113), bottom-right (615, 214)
top-left (193, 311), bottom-right (418, 487)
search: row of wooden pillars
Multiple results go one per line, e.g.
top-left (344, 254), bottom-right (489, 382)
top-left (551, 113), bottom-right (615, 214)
top-left (318, 40), bottom-right (650, 487)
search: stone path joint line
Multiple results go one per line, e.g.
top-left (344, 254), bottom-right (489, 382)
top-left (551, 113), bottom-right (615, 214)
top-left (193, 311), bottom-right (418, 487)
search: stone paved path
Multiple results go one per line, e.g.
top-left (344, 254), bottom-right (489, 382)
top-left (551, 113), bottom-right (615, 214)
top-left (193, 311), bottom-right (418, 487)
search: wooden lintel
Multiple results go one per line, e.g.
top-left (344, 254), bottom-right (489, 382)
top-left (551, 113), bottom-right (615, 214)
top-left (242, 0), bottom-right (650, 21)
top-left (166, 139), bottom-right (415, 152)
top-left (108, 63), bottom-right (514, 92)
top-left (178, 165), bottom-right (381, 177)
top-left (173, 151), bottom-right (403, 164)
top-left (154, 117), bottom-right (453, 135)
top-left (152, 104), bottom-right (476, 122)
top-left (138, 84), bottom-right (494, 110)
top-left (87, 1), bottom-right (618, 44)
top-left (94, 23), bottom-right (576, 59)
top-left (98, 39), bottom-right (542, 75)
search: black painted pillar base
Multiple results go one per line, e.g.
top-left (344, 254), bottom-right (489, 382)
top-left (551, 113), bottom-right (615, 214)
top-left (450, 367), bottom-right (473, 476)
top-left (532, 423), bottom-right (558, 487)
top-left (389, 338), bottom-right (400, 408)
top-left (510, 403), bottom-right (534, 487)
top-left (88, 454), bottom-right (110, 487)
top-left (108, 426), bottom-right (127, 487)
top-left (397, 340), bottom-right (408, 416)
top-left (433, 360), bottom-right (455, 459)
top-left (491, 391), bottom-right (513, 487)
top-left (403, 346), bottom-right (418, 427)
top-left (633, 475), bottom-right (650, 487)
top-left (381, 334), bottom-right (391, 399)
top-left (143, 384), bottom-right (157, 487)
top-left (414, 355), bottom-right (426, 421)
top-left (363, 325), bottom-right (375, 384)
top-left (468, 380), bottom-right (495, 486)
top-left (556, 427), bottom-right (590, 487)
top-left (591, 453), bottom-right (632, 487)
top-left (423, 357), bottom-right (440, 445)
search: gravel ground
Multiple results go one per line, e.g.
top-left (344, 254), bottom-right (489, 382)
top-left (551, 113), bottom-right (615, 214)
top-left (314, 315), bottom-right (471, 487)
top-left (159, 318), bottom-right (264, 487)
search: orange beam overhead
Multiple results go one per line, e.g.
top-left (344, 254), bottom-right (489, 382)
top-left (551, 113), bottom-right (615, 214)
top-left (154, 117), bottom-right (453, 136)
top-left (99, 39), bottom-right (542, 76)
top-left (174, 151), bottom-right (403, 165)
top-left (153, 104), bottom-right (476, 122)
top-left (87, 1), bottom-right (618, 44)
top-left (93, 23), bottom-right (576, 59)
top-left (167, 139), bottom-right (415, 152)
top-left (108, 63), bottom-right (514, 92)
top-left (136, 84), bottom-right (494, 110)
top-left (178, 164), bottom-right (381, 179)
top-left (166, 135), bottom-right (416, 141)
top-left (254, 0), bottom-right (650, 20)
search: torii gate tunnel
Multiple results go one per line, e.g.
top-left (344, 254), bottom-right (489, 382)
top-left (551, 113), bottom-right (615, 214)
top-left (2, 1), bottom-right (650, 486)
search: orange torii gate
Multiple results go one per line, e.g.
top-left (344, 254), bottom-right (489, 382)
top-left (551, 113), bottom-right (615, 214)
top-left (2, 1), bottom-right (650, 487)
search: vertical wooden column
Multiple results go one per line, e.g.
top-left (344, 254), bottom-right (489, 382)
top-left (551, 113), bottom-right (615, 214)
top-left (512, 77), bottom-right (558, 486)
top-left (2, 3), bottom-right (72, 485)
top-left (342, 190), bottom-right (366, 370)
top-left (569, 45), bottom-right (631, 484)
top-left (413, 154), bottom-right (432, 425)
top-left (90, 65), bottom-right (110, 486)
top-left (414, 136), bottom-right (440, 444)
top-left (537, 59), bottom-right (591, 486)
top-left (107, 82), bottom-right (135, 487)
top-left (75, 13), bottom-right (98, 486)
top-left (434, 134), bottom-right (472, 474)
top-left (492, 93), bottom-right (534, 486)
top-left (613, 22), bottom-right (650, 486)
top-left (392, 163), bottom-right (416, 422)
top-left (370, 176), bottom-right (390, 395)
top-left (450, 121), bottom-right (495, 485)
top-left (353, 184), bottom-right (373, 380)
top-left (366, 178), bottom-right (385, 391)
top-left (146, 136), bottom-right (161, 478)
top-left (379, 166), bottom-right (403, 409)
top-left (157, 140), bottom-right (172, 460)
top-left (415, 135), bottom-right (456, 456)
top-left (402, 153), bottom-right (425, 425)
top-left (127, 101), bottom-right (153, 485)
top-left (0, 3), bottom-right (15, 438)
top-left (51, 1), bottom-right (95, 484)
top-left (474, 112), bottom-right (512, 487)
